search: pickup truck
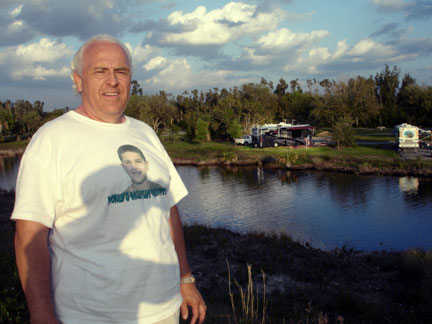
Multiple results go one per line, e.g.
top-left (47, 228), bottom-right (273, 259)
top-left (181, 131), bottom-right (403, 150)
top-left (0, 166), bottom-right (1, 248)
top-left (234, 135), bottom-right (252, 146)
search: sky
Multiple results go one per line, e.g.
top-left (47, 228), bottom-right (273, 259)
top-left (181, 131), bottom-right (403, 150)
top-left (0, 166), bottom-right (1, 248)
top-left (0, 0), bottom-right (431, 111)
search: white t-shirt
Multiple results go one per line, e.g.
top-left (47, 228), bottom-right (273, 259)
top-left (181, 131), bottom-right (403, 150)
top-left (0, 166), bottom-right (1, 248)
top-left (11, 111), bottom-right (188, 324)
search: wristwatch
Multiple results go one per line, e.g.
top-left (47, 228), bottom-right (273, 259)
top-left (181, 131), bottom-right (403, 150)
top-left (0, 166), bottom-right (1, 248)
top-left (180, 275), bottom-right (196, 284)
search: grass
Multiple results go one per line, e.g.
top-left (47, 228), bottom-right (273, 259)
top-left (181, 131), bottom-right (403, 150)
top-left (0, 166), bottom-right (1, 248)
top-left (0, 140), bottom-right (29, 150)
top-left (227, 260), bottom-right (268, 324)
top-left (162, 139), bottom-right (432, 177)
top-left (4, 135), bottom-right (426, 176)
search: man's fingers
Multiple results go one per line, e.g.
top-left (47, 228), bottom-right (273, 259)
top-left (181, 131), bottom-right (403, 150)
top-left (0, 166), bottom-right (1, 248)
top-left (189, 303), bottom-right (199, 324)
top-left (180, 301), bottom-right (189, 320)
top-left (198, 303), bottom-right (206, 324)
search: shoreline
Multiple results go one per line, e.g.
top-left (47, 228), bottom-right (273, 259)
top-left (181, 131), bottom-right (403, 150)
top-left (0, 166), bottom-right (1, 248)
top-left (2, 143), bottom-right (432, 178)
top-left (171, 157), bottom-right (432, 177)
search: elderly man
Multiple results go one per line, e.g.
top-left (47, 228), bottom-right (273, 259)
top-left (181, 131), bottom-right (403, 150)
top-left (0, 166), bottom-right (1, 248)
top-left (12, 34), bottom-right (206, 324)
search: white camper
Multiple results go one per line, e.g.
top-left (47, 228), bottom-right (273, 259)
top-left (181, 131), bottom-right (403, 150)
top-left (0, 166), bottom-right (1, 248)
top-left (394, 123), bottom-right (419, 149)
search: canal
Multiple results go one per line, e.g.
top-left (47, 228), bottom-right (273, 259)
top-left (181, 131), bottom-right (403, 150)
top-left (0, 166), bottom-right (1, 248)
top-left (2, 156), bottom-right (432, 251)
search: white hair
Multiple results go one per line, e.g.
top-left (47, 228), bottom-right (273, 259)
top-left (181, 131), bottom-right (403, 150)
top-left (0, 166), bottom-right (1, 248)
top-left (70, 34), bottom-right (133, 94)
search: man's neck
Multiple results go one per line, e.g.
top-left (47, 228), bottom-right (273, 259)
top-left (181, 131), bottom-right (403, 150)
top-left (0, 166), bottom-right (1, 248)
top-left (75, 105), bottom-right (125, 124)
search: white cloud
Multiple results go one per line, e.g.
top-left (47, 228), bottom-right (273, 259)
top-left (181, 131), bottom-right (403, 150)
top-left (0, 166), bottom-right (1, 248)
top-left (157, 2), bottom-right (283, 46)
top-left (348, 39), bottom-right (395, 58)
top-left (236, 27), bottom-right (329, 69)
top-left (297, 37), bottom-right (408, 75)
top-left (142, 57), bottom-right (234, 92)
top-left (256, 28), bottom-right (329, 53)
top-left (308, 47), bottom-right (332, 61)
top-left (11, 4), bottom-right (23, 17)
top-left (126, 42), bottom-right (159, 64)
top-left (145, 58), bottom-right (194, 88)
top-left (11, 66), bottom-right (70, 80)
top-left (0, 38), bottom-right (73, 81)
top-left (143, 56), bottom-right (167, 71)
top-left (16, 38), bottom-right (73, 63)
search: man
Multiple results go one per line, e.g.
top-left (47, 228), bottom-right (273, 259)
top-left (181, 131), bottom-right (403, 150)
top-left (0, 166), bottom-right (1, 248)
top-left (12, 34), bottom-right (206, 324)
top-left (118, 144), bottom-right (164, 192)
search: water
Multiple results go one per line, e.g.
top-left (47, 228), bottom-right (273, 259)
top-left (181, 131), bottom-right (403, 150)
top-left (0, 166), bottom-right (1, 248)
top-left (0, 155), bottom-right (21, 191)
top-left (176, 166), bottom-right (432, 251)
top-left (2, 156), bottom-right (432, 251)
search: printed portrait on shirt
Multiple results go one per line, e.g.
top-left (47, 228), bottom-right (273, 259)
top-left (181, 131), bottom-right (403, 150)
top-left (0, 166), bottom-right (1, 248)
top-left (117, 144), bottom-right (164, 193)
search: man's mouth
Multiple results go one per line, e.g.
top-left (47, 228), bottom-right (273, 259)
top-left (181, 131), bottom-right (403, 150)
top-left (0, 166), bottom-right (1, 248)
top-left (104, 92), bottom-right (120, 96)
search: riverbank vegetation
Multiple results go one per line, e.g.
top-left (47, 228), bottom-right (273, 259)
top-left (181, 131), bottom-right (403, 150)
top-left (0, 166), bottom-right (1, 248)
top-left (2, 134), bottom-right (432, 177)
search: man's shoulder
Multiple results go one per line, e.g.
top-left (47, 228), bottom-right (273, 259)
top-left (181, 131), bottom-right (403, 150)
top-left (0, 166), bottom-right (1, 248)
top-left (30, 111), bottom-right (74, 139)
top-left (126, 116), bottom-right (155, 133)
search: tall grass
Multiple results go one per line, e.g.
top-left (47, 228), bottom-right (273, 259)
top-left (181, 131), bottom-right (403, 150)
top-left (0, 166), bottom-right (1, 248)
top-left (226, 260), bottom-right (268, 324)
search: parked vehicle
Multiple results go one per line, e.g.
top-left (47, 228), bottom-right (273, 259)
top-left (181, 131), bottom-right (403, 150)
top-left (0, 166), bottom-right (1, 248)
top-left (250, 122), bottom-right (315, 148)
top-left (234, 135), bottom-right (252, 146)
top-left (393, 123), bottom-right (419, 150)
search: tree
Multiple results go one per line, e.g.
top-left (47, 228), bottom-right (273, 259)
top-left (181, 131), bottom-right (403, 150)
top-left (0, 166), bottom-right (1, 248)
top-left (375, 65), bottom-right (401, 126)
top-left (312, 81), bottom-right (349, 127)
top-left (227, 119), bottom-right (243, 142)
top-left (332, 116), bottom-right (356, 150)
top-left (195, 118), bottom-right (209, 144)
top-left (131, 80), bottom-right (143, 96)
top-left (289, 78), bottom-right (302, 93)
top-left (125, 92), bottom-right (177, 133)
top-left (398, 82), bottom-right (432, 127)
top-left (274, 78), bottom-right (288, 96)
top-left (347, 76), bottom-right (381, 127)
top-left (240, 82), bottom-right (277, 128)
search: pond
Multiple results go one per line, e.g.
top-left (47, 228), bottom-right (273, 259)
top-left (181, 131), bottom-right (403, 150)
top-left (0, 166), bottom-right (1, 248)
top-left (2, 156), bottom-right (432, 251)
top-left (177, 166), bottom-right (432, 252)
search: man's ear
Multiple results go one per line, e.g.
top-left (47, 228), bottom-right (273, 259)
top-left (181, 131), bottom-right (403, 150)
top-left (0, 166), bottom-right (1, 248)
top-left (73, 72), bottom-right (83, 93)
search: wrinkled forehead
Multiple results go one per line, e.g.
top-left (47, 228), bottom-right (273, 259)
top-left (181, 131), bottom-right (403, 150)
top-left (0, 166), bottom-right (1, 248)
top-left (83, 41), bottom-right (130, 70)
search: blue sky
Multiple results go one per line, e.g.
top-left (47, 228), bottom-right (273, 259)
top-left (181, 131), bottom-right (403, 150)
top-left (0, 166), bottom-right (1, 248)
top-left (0, 0), bottom-right (431, 110)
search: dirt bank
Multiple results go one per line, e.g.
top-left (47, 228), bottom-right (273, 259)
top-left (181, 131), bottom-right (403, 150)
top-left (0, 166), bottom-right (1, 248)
top-left (1, 190), bottom-right (431, 323)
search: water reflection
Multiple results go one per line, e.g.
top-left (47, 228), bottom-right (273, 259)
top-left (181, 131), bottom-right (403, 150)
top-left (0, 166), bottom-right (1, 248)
top-left (177, 166), bottom-right (432, 252)
top-left (399, 176), bottom-right (419, 193)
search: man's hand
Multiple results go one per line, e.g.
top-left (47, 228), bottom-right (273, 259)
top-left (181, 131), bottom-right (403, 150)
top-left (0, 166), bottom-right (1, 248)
top-left (180, 283), bottom-right (206, 324)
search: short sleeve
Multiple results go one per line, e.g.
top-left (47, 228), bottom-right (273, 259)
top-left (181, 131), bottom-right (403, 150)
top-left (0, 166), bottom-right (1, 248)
top-left (11, 138), bottom-right (58, 228)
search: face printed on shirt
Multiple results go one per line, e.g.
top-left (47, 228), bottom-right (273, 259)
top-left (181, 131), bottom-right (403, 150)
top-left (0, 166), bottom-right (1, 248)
top-left (120, 151), bottom-right (149, 185)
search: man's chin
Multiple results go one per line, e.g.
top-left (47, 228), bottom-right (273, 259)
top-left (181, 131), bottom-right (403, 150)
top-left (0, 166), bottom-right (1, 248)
top-left (132, 178), bottom-right (146, 185)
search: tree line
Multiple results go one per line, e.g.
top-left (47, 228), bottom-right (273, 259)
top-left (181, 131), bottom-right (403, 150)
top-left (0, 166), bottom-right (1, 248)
top-left (1, 65), bottom-right (431, 143)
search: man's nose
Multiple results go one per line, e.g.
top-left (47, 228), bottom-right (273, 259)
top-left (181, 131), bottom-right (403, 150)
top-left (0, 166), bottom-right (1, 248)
top-left (106, 71), bottom-right (119, 86)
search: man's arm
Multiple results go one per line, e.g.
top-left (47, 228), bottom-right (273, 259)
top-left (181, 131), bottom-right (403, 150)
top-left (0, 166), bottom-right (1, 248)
top-left (14, 220), bottom-right (60, 324)
top-left (169, 206), bottom-right (206, 324)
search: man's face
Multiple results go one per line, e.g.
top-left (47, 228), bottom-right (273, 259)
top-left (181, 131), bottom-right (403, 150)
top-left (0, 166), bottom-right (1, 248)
top-left (73, 41), bottom-right (131, 121)
top-left (121, 151), bottom-right (148, 184)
